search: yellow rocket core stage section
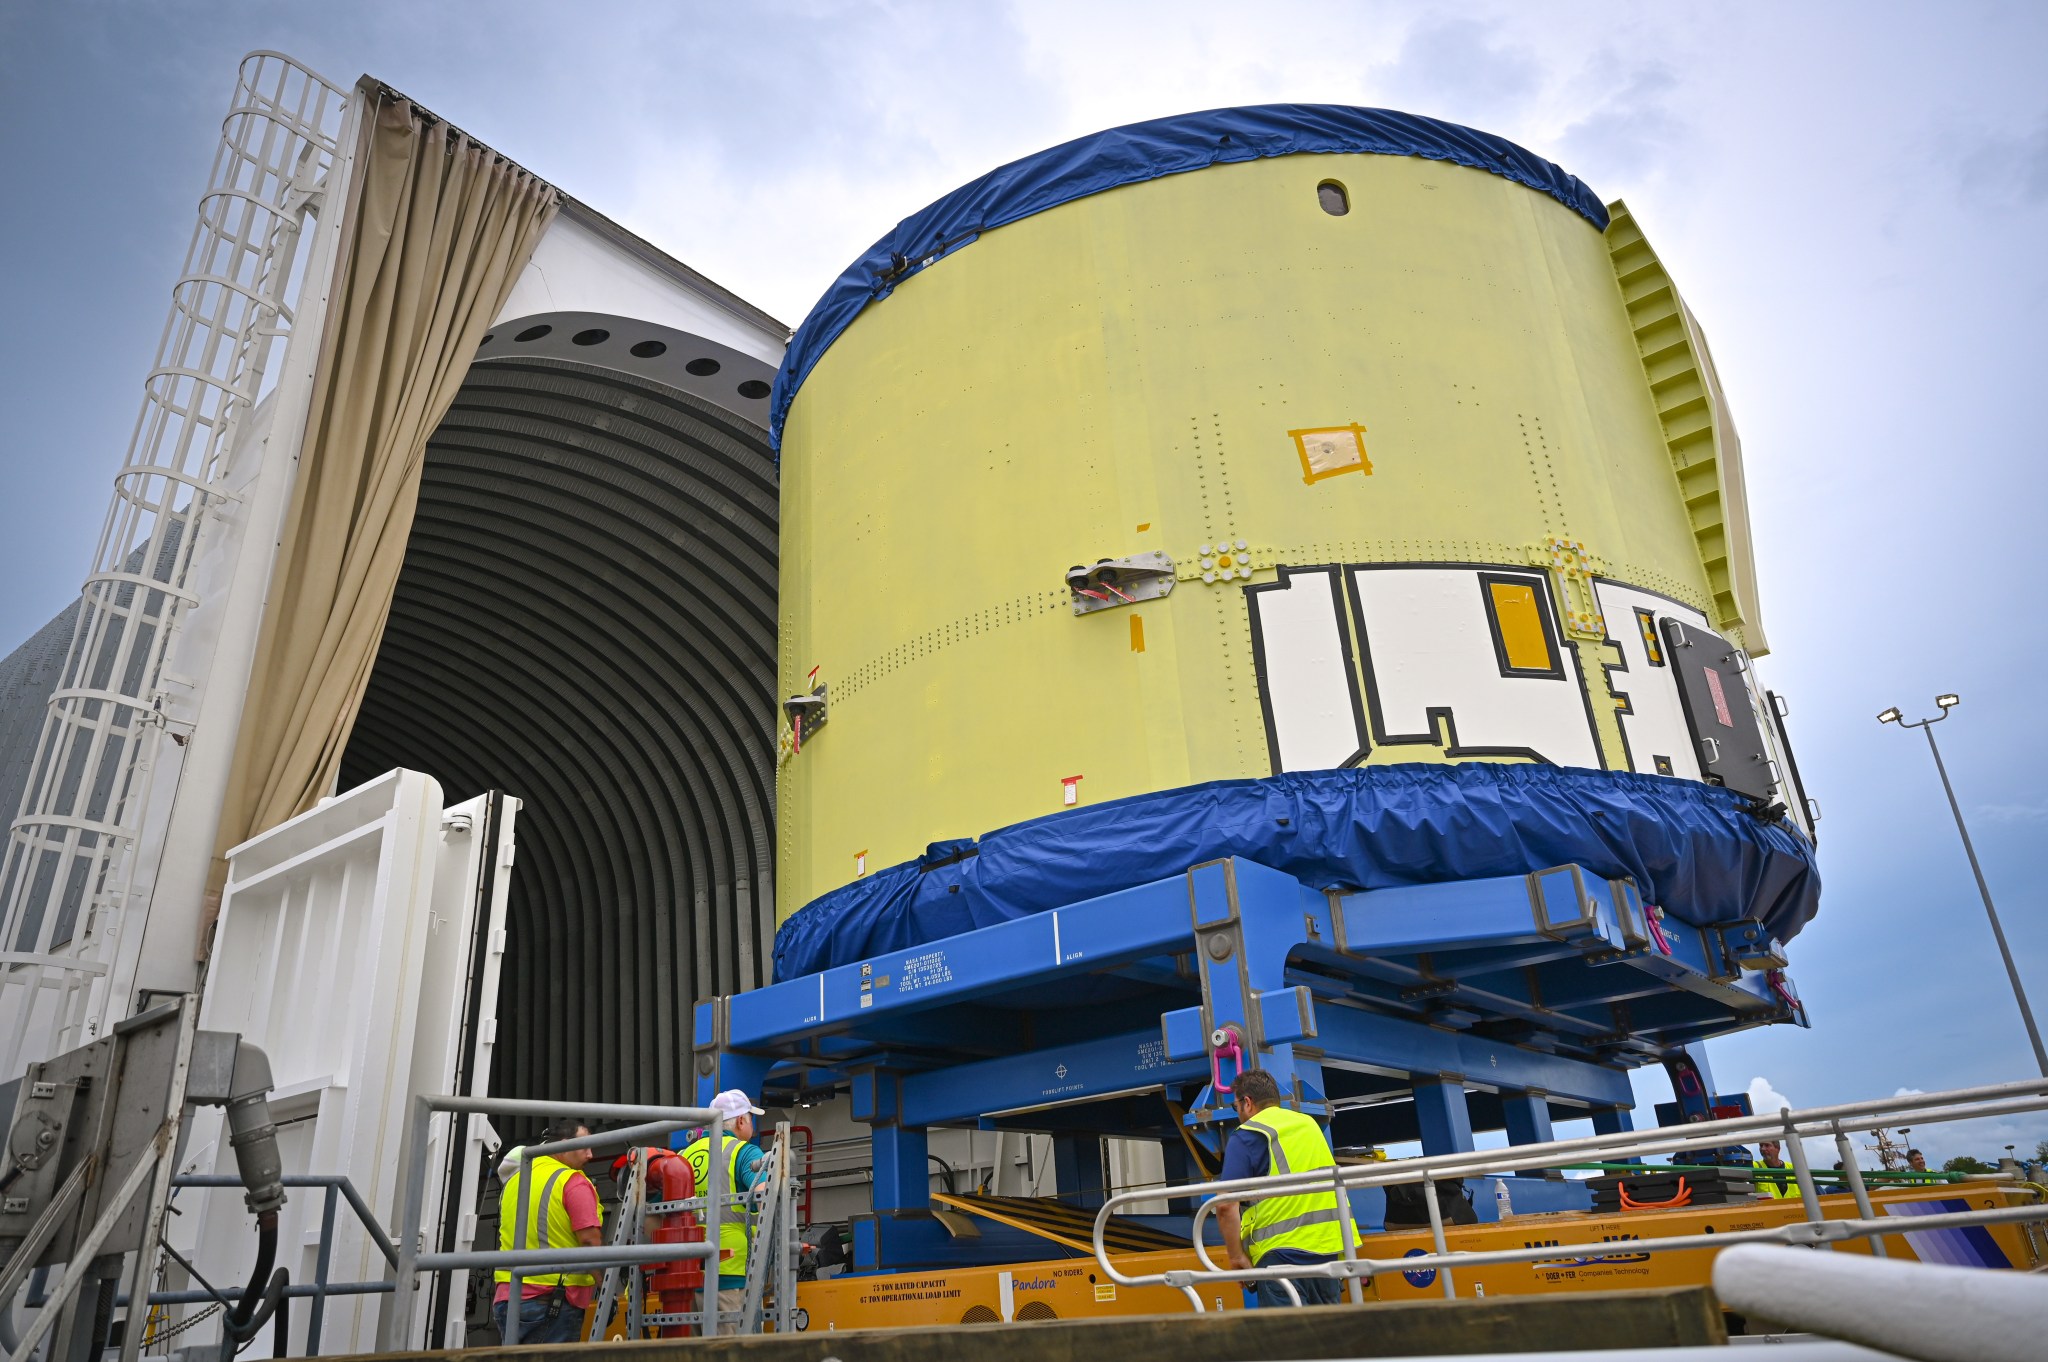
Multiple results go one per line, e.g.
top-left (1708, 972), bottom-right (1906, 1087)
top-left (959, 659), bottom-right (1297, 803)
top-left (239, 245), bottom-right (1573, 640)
top-left (778, 148), bottom-right (1765, 919)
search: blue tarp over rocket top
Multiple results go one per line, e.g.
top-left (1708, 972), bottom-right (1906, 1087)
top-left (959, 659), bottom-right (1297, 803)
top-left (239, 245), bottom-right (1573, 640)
top-left (766, 104), bottom-right (1608, 449)
top-left (772, 764), bottom-right (1820, 982)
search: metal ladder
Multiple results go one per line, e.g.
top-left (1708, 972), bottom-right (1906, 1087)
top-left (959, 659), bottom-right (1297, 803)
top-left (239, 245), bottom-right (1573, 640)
top-left (736, 1124), bottom-right (799, 1334)
top-left (587, 1123), bottom-right (800, 1339)
top-left (587, 1149), bottom-right (652, 1338)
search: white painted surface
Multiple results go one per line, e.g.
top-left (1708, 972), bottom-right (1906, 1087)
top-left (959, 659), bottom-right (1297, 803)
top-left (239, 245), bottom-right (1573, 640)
top-left (1336, 1348), bottom-right (1900, 1361)
top-left (400, 790), bottom-right (519, 1348)
top-left (173, 770), bottom-right (509, 1354)
top-left (494, 211), bottom-right (787, 365)
top-left (1249, 567), bottom-right (1366, 772)
top-left (1593, 580), bottom-right (1709, 780)
top-left (1714, 1242), bottom-right (2048, 1362)
top-left (1351, 566), bottom-right (1600, 768)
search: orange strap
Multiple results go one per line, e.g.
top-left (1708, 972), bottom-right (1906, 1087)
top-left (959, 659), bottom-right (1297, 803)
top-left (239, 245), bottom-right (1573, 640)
top-left (1619, 1176), bottom-right (1691, 1209)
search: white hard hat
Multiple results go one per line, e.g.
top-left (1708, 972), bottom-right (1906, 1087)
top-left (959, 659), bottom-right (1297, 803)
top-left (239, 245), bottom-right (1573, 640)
top-left (710, 1090), bottom-right (765, 1122)
top-left (497, 1145), bottom-right (527, 1178)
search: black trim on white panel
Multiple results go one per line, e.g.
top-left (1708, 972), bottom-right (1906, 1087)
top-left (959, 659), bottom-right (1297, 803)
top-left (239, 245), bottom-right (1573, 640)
top-left (1344, 561), bottom-right (1603, 768)
top-left (1477, 571), bottom-right (1568, 680)
top-left (1245, 564), bottom-right (1371, 775)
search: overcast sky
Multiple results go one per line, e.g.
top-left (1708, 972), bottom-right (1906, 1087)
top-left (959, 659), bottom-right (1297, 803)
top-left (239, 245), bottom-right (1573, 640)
top-left (3, 2), bottom-right (2045, 1164)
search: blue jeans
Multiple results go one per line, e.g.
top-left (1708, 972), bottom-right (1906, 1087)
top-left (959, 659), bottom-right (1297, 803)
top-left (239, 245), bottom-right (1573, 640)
top-left (1254, 1272), bottom-right (1342, 1307)
top-left (493, 1292), bottom-right (585, 1344)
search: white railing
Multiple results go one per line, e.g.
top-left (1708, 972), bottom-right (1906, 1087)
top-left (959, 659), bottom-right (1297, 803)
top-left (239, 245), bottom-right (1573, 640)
top-left (1092, 1076), bottom-right (2048, 1309)
top-left (0, 54), bottom-right (347, 1074)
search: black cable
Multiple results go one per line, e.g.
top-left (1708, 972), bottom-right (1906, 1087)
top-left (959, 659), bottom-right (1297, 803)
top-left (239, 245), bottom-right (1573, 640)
top-left (270, 1289), bottom-right (290, 1359)
top-left (232, 1271), bottom-right (288, 1355)
top-left (226, 1214), bottom-right (278, 1335)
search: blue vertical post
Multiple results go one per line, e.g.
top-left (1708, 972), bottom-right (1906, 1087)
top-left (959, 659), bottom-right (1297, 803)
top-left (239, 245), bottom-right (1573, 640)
top-left (1159, 1139), bottom-right (1198, 1213)
top-left (1592, 1104), bottom-right (1639, 1166)
top-left (1681, 1043), bottom-right (1721, 1102)
top-left (870, 1123), bottom-right (931, 1213)
top-left (1591, 1106), bottom-right (1635, 1135)
top-left (1051, 1135), bottom-right (1108, 1208)
top-left (1412, 1075), bottom-right (1475, 1155)
top-left (1501, 1090), bottom-right (1556, 1177)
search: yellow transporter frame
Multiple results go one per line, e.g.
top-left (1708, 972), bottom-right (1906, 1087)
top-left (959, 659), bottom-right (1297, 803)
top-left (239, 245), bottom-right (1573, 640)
top-left (791, 1183), bottom-right (2044, 1331)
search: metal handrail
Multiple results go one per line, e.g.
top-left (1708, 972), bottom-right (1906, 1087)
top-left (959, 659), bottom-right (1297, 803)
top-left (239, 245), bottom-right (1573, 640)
top-left (379, 1094), bottom-right (731, 1352)
top-left (167, 1173), bottom-right (398, 1358)
top-left (1092, 1075), bottom-right (2048, 1309)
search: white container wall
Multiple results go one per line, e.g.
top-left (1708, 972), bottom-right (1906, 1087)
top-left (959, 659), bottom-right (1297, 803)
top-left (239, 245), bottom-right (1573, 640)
top-left (167, 769), bottom-right (516, 1354)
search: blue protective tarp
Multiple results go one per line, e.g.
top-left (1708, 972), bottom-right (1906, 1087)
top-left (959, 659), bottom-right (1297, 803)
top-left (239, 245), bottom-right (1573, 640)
top-left (772, 764), bottom-right (1819, 982)
top-left (767, 104), bottom-right (1608, 449)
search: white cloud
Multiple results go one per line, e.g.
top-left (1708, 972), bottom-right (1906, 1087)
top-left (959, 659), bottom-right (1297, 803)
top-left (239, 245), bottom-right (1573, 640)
top-left (1972, 802), bottom-right (2048, 825)
top-left (1744, 1076), bottom-right (1835, 1169)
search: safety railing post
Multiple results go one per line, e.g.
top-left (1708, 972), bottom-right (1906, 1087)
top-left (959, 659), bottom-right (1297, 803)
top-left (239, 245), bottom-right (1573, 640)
top-left (1779, 1107), bottom-right (1826, 1236)
top-left (1330, 1161), bottom-right (1364, 1305)
top-left (381, 1094), bottom-right (434, 1351)
top-left (1831, 1121), bottom-right (1887, 1258)
top-left (308, 1182), bottom-right (339, 1354)
top-left (1421, 1175), bottom-right (1456, 1298)
top-left (703, 1113), bottom-right (726, 1338)
top-left (503, 1140), bottom-right (530, 1347)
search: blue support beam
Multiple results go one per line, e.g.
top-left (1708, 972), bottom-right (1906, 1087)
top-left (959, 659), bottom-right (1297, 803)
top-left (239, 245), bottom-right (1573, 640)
top-left (1333, 866), bottom-right (1624, 957)
top-left (1502, 1090), bottom-right (1557, 1176)
top-left (690, 854), bottom-right (1808, 1272)
top-left (723, 878), bottom-right (1193, 1049)
top-left (1053, 1134), bottom-right (1108, 1207)
top-left (900, 1028), bottom-right (1210, 1127)
top-left (870, 1122), bottom-right (930, 1213)
top-left (1592, 1105), bottom-right (1635, 1136)
top-left (1412, 1075), bottom-right (1476, 1155)
top-left (1305, 994), bottom-right (1634, 1108)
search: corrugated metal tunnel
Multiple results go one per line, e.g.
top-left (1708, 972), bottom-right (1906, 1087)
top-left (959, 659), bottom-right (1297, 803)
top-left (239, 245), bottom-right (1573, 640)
top-left (337, 311), bottom-right (778, 1108)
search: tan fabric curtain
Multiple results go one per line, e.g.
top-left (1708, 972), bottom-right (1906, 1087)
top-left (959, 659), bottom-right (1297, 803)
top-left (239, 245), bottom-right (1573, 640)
top-left (208, 94), bottom-right (558, 898)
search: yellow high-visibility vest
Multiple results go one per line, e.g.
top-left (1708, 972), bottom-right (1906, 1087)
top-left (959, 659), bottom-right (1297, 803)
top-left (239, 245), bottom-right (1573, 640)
top-left (1751, 1159), bottom-right (1793, 1198)
top-left (495, 1154), bottom-right (603, 1288)
top-left (682, 1134), bottom-right (752, 1280)
top-left (1238, 1107), bottom-right (1347, 1264)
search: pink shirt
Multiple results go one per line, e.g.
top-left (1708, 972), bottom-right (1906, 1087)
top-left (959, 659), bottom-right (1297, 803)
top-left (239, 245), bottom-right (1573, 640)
top-left (495, 1171), bottom-right (601, 1308)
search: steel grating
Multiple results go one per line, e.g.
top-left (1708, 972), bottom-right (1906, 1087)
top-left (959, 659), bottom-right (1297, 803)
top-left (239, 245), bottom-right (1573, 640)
top-left (338, 312), bottom-right (778, 1111)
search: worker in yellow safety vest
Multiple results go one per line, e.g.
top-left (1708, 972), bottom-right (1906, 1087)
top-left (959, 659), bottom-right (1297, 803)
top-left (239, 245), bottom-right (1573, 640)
top-left (680, 1089), bottom-right (767, 1333)
top-left (1213, 1069), bottom-right (1354, 1307)
top-left (1752, 1139), bottom-right (1794, 1198)
top-left (1897, 1148), bottom-right (1943, 1184)
top-left (494, 1119), bottom-right (605, 1345)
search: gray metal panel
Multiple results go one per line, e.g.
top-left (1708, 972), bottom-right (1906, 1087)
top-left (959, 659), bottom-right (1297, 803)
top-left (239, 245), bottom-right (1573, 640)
top-left (0, 604), bottom-right (78, 842)
top-left (338, 315), bottom-right (777, 1115)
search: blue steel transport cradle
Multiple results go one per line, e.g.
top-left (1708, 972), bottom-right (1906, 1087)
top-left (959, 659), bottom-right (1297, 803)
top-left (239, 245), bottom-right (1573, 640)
top-left (693, 772), bottom-right (1810, 1273)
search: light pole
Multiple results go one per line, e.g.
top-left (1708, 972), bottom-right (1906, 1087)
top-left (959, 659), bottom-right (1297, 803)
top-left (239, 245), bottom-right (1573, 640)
top-left (1879, 695), bottom-right (2048, 1077)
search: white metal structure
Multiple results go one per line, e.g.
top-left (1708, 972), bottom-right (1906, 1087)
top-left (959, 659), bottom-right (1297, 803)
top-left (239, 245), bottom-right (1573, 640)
top-left (1091, 1077), bottom-right (2048, 1310)
top-left (1714, 1243), bottom-right (2046, 1362)
top-left (0, 54), bottom-right (352, 1075)
top-left (169, 769), bottom-right (517, 1354)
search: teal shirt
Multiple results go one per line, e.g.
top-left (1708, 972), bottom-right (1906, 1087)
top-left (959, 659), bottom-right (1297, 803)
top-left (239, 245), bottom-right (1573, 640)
top-left (669, 1132), bottom-right (767, 1288)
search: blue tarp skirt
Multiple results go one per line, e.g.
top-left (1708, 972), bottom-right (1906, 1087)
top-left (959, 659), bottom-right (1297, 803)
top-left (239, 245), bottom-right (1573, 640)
top-left (772, 764), bottom-right (1820, 982)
